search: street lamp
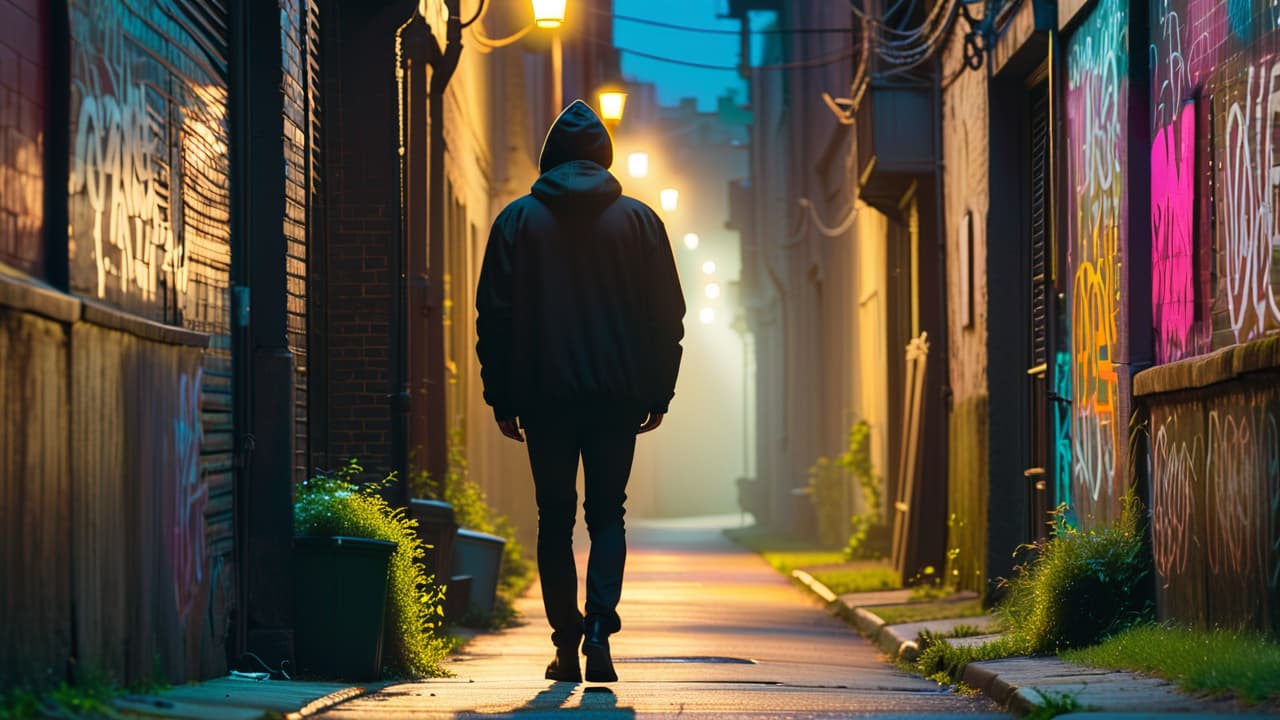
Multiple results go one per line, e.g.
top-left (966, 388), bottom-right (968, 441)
top-left (532, 0), bottom-right (567, 27)
top-left (699, 308), bottom-right (715, 324)
top-left (627, 152), bottom-right (649, 178)
top-left (702, 260), bottom-right (716, 275)
top-left (598, 89), bottom-right (628, 124)
top-left (660, 188), bottom-right (679, 212)
top-left (683, 232), bottom-right (699, 250)
top-left (705, 282), bottom-right (721, 299)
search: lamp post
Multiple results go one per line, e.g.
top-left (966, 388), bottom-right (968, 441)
top-left (530, 0), bottom-right (567, 110)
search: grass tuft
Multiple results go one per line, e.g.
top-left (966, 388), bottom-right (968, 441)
top-left (1063, 624), bottom-right (1280, 705)
top-left (807, 565), bottom-right (900, 595)
top-left (1023, 688), bottom-right (1089, 720)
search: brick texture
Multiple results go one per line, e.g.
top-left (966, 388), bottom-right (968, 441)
top-left (0, 0), bottom-right (45, 277)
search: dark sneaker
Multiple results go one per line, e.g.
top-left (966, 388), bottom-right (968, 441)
top-left (582, 619), bottom-right (617, 683)
top-left (545, 646), bottom-right (582, 682)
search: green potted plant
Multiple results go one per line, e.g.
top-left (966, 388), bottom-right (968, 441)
top-left (293, 459), bottom-right (451, 679)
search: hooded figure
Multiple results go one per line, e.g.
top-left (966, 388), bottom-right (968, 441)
top-left (475, 100), bottom-right (686, 683)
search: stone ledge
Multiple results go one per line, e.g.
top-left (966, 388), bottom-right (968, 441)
top-left (1134, 334), bottom-right (1280, 397)
top-left (0, 269), bottom-right (80, 324)
top-left (81, 299), bottom-right (211, 348)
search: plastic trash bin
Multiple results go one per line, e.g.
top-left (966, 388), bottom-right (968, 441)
top-left (293, 535), bottom-right (396, 680)
top-left (451, 529), bottom-right (506, 615)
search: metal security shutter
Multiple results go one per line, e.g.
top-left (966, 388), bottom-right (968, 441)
top-left (1026, 80), bottom-right (1052, 541)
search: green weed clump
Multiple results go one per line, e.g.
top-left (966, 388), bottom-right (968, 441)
top-left (997, 495), bottom-right (1153, 653)
top-left (295, 459), bottom-right (451, 677)
top-left (912, 494), bottom-right (1153, 684)
top-left (1064, 624), bottom-right (1280, 705)
top-left (804, 421), bottom-right (891, 557)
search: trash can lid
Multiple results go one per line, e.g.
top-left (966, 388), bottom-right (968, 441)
top-left (455, 528), bottom-right (506, 545)
top-left (294, 535), bottom-right (397, 552)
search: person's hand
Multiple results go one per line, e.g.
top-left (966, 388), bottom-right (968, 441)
top-left (638, 413), bottom-right (664, 434)
top-left (497, 417), bottom-right (524, 442)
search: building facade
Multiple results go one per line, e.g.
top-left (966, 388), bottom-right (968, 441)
top-left (0, 0), bottom-right (617, 690)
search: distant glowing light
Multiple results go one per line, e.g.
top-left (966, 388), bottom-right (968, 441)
top-left (702, 260), bottom-right (716, 275)
top-left (660, 188), bottom-right (679, 212)
top-left (699, 308), bottom-right (715, 324)
top-left (705, 282), bottom-right (721, 299)
top-left (627, 152), bottom-right (649, 178)
top-left (683, 232), bottom-right (699, 250)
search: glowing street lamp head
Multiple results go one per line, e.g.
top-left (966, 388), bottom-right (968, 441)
top-left (532, 0), bottom-right (566, 27)
top-left (702, 260), bottom-right (716, 275)
top-left (627, 152), bottom-right (649, 178)
top-left (683, 232), bottom-right (699, 250)
top-left (598, 90), bottom-right (628, 123)
top-left (660, 188), bottom-right (679, 212)
top-left (705, 282), bottom-right (721, 299)
top-left (699, 308), bottom-right (715, 324)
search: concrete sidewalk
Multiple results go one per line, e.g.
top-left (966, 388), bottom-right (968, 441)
top-left (803, 574), bottom-right (1269, 717)
top-left (113, 675), bottom-right (378, 720)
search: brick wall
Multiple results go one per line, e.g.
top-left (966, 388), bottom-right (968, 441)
top-left (320, 11), bottom-right (396, 474)
top-left (0, 0), bottom-right (45, 276)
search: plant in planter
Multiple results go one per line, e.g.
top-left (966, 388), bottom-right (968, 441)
top-left (294, 459), bottom-right (451, 678)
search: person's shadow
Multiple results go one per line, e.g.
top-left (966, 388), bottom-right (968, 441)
top-left (512, 683), bottom-right (636, 717)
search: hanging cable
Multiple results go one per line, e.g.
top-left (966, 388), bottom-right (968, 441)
top-left (612, 43), bottom-right (859, 72)
top-left (459, 0), bottom-right (486, 29)
top-left (798, 198), bottom-right (860, 237)
top-left (468, 22), bottom-right (533, 49)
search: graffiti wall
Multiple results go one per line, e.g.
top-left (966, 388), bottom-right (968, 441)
top-left (67, 0), bottom-right (230, 331)
top-left (1148, 378), bottom-right (1280, 633)
top-left (1149, 0), bottom-right (1280, 357)
top-left (1066, 0), bottom-right (1130, 525)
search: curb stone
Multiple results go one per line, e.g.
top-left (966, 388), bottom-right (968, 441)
top-left (793, 573), bottom-right (1241, 717)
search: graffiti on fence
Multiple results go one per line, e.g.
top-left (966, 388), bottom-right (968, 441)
top-left (1067, 0), bottom-right (1128, 524)
top-left (1217, 59), bottom-right (1280, 345)
top-left (1151, 111), bottom-right (1201, 364)
top-left (1149, 384), bottom-right (1280, 630)
top-left (171, 368), bottom-right (206, 625)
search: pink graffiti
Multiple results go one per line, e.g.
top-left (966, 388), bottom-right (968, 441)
top-left (1151, 113), bottom-right (1199, 364)
top-left (172, 368), bottom-right (206, 624)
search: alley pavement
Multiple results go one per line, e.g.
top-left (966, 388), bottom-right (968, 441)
top-left (316, 516), bottom-right (1005, 719)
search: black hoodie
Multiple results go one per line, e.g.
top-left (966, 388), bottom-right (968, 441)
top-left (475, 100), bottom-right (686, 420)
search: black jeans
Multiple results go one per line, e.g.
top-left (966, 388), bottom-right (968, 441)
top-left (522, 403), bottom-right (643, 649)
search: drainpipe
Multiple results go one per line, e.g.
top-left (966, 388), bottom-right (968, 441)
top-left (425, 1), bottom-right (463, 492)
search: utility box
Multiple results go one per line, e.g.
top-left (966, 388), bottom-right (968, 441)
top-left (856, 80), bottom-right (938, 214)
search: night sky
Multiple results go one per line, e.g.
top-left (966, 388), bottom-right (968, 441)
top-left (613, 0), bottom-right (746, 110)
